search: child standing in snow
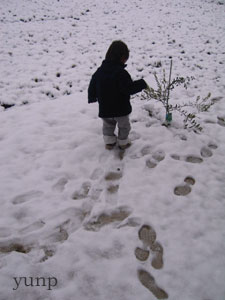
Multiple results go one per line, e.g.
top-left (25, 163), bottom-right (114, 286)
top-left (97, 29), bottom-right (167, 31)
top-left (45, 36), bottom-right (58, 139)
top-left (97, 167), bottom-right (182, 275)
top-left (88, 40), bottom-right (148, 150)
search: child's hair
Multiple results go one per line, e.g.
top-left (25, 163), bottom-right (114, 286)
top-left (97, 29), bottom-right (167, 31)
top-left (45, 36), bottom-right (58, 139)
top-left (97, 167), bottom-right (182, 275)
top-left (105, 40), bottom-right (129, 63)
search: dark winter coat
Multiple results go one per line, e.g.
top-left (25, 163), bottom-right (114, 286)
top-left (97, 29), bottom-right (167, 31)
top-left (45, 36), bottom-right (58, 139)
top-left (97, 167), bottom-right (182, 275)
top-left (88, 60), bottom-right (147, 118)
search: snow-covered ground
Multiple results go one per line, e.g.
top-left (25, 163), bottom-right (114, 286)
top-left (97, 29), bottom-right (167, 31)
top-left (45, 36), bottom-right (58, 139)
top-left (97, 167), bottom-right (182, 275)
top-left (0, 0), bottom-right (225, 299)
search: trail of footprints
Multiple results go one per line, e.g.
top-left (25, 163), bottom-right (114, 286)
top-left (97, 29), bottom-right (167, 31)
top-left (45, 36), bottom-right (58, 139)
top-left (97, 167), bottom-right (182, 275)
top-left (76, 145), bottom-right (166, 231)
top-left (0, 205), bottom-right (90, 262)
top-left (172, 142), bottom-right (218, 196)
top-left (0, 140), bottom-right (218, 286)
top-left (72, 146), bottom-right (127, 208)
top-left (0, 152), bottom-right (128, 259)
top-left (72, 150), bottom-right (169, 299)
top-left (71, 140), bottom-right (218, 204)
top-left (171, 143), bottom-right (217, 164)
top-left (135, 225), bottom-right (168, 299)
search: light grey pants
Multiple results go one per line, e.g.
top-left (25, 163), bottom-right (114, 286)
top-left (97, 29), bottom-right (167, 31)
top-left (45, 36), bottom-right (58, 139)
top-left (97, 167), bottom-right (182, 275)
top-left (102, 115), bottom-right (131, 146)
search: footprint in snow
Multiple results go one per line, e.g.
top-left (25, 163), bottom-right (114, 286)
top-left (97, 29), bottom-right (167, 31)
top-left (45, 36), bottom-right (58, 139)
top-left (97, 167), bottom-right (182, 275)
top-left (217, 116), bottom-right (225, 127)
top-left (12, 190), bottom-right (43, 205)
top-left (52, 177), bottom-right (68, 192)
top-left (129, 131), bottom-right (141, 142)
top-left (146, 150), bottom-right (165, 169)
top-left (72, 179), bottom-right (103, 201)
top-left (104, 166), bottom-right (123, 204)
top-left (72, 181), bottom-right (91, 200)
top-left (200, 142), bottom-right (218, 157)
top-left (19, 220), bottom-right (45, 234)
top-left (130, 144), bottom-right (151, 159)
top-left (104, 167), bottom-right (123, 181)
top-left (47, 226), bottom-right (69, 244)
top-left (207, 142), bottom-right (218, 150)
top-left (174, 176), bottom-right (195, 196)
top-left (135, 224), bottom-right (168, 299)
top-left (83, 206), bottom-right (132, 231)
top-left (117, 216), bottom-right (141, 229)
top-left (200, 146), bottom-right (213, 158)
top-left (40, 247), bottom-right (55, 263)
top-left (177, 133), bottom-right (187, 141)
top-left (131, 145), bottom-right (165, 169)
top-left (40, 207), bottom-right (91, 262)
top-left (141, 145), bottom-right (152, 156)
top-left (0, 240), bottom-right (32, 255)
top-left (106, 183), bottom-right (119, 200)
top-left (171, 153), bottom-right (203, 164)
top-left (138, 269), bottom-right (168, 300)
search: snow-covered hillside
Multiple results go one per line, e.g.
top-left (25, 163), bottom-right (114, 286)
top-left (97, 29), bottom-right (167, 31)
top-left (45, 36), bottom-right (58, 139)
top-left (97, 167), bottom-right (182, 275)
top-left (0, 0), bottom-right (225, 300)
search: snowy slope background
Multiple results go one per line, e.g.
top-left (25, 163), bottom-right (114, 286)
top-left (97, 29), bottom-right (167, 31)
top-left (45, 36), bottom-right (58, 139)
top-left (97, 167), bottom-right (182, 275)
top-left (0, 0), bottom-right (225, 299)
